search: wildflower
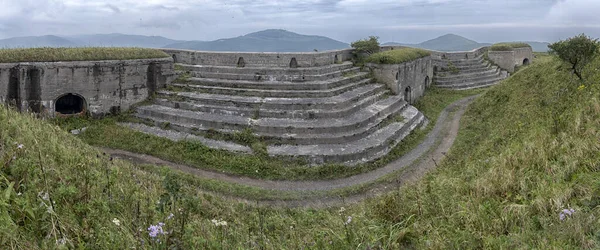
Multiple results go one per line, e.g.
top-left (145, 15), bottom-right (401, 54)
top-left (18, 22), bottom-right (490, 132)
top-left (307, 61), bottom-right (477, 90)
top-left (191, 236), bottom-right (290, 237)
top-left (17, 192), bottom-right (22, 196)
top-left (559, 208), bottom-right (576, 221)
top-left (17, 144), bottom-right (24, 149)
top-left (148, 223), bottom-right (165, 238)
top-left (113, 218), bottom-right (121, 226)
top-left (56, 238), bottom-right (66, 245)
top-left (578, 84), bottom-right (586, 91)
top-left (344, 216), bottom-right (352, 225)
top-left (167, 213), bottom-right (174, 220)
top-left (338, 207), bottom-right (346, 214)
top-left (211, 219), bottom-right (228, 227)
top-left (38, 191), bottom-right (49, 201)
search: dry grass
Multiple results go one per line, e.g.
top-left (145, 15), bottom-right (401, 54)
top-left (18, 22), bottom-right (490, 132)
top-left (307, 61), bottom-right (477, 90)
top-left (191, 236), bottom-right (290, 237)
top-left (365, 47), bottom-right (431, 64)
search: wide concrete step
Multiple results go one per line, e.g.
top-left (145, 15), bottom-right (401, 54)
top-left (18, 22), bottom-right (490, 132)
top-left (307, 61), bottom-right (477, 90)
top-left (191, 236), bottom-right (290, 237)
top-left (154, 88), bottom-right (389, 120)
top-left (437, 56), bottom-right (484, 67)
top-left (177, 61), bottom-right (355, 76)
top-left (135, 95), bottom-right (406, 137)
top-left (435, 70), bottom-right (502, 85)
top-left (190, 67), bottom-right (362, 82)
top-left (118, 122), bottom-right (252, 154)
top-left (435, 74), bottom-right (506, 90)
top-left (268, 106), bottom-right (425, 165)
top-left (439, 62), bottom-right (491, 71)
top-left (180, 72), bottom-right (369, 91)
top-left (435, 67), bottom-right (499, 81)
top-left (157, 84), bottom-right (386, 111)
top-left (444, 65), bottom-right (499, 75)
top-left (171, 78), bottom-right (372, 98)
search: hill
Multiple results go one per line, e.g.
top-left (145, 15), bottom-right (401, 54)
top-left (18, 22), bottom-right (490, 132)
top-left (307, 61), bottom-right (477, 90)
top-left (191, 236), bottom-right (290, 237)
top-left (164, 29), bottom-right (350, 52)
top-left (67, 33), bottom-right (183, 48)
top-left (0, 35), bottom-right (77, 48)
top-left (384, 34), bottom-right (491, 52)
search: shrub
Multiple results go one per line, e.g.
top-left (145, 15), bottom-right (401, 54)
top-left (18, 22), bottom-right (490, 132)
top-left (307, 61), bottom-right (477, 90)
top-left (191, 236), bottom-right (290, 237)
top-left (351, 36), bottom-right (380, 56)
top-left (364, 48), bottom-right (431, 64)
top-left (548, 33), bottom-right (600, 80)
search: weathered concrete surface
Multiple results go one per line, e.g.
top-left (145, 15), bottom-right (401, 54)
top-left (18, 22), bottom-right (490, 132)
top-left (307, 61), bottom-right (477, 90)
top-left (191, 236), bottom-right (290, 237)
top-left (162, 48), bottom-right (354, 68)
top-left (365, 56), bottom-right (432, 103)
top-left (0, 58), bottom-right (175, 117)
top-left (119, 122), bottom-right (252, 153)
top-left (487, 46), bottom-right (533, 73)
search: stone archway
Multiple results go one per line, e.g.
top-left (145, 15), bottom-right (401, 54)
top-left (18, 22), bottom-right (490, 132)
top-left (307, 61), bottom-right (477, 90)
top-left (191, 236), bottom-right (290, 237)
top-left (290, 57), bottom-right (298, 68)
top-left (55, 93), bottom-right (86, 115)
top-left (425, 76), bottom-right (431, 88)
top-left (523, 58), bottom-right (530, 65)
top-left (404, 86), bottom-right (412, 104)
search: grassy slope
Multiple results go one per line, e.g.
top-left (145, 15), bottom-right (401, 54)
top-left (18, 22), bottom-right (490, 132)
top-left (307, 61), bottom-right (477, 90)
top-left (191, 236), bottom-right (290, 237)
top-left (0, 47), bottom-right (169, 63)
top-left (3, 54), bottom-right (599, 249)
top-left (490, 42), bottom-right (532, 51)
top-left (372, 55), bottom-right (600, 248)
top-left (54, 88), bottom-right (481, 181)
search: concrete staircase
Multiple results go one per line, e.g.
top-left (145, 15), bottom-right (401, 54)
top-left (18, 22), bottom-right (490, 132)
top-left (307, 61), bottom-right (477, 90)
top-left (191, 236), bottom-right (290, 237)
top-left (434, 55), bottom-right (508, 90)
top-left (130, 61), bottom-right (426, 166)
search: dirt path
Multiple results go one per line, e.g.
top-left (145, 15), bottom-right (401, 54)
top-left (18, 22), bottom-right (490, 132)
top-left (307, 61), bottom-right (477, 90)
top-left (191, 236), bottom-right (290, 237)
top-left (104, 95), bottom-right (477, 206)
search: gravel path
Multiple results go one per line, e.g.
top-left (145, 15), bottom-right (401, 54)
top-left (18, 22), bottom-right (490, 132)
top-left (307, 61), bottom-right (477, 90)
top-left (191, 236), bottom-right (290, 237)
top-left (104, 95), bottom-right (478, 206)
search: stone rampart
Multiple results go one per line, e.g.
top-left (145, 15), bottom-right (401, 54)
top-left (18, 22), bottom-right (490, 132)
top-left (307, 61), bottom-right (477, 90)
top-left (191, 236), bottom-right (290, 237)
top-left (162, 48), bottom-right (354, 68)
top-left (365, 56), bottom-right (432, 103)
top-left (0, 58), bottom-right (174, 117)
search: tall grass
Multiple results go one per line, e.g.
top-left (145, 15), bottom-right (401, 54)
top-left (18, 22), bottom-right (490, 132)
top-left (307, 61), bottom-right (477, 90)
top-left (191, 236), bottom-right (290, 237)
top-left (490, 42), bottom-right (532, 51)
top-left (0, 47), bottom-right (169, 63)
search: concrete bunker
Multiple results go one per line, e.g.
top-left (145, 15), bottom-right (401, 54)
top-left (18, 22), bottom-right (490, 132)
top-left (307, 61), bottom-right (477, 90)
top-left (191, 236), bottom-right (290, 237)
top-left (55, 93), bottom-right (86, 115)
top-left (404, 86), bottom-right (412, 104)
top-left (237, 57), bottom-right (246, 68)
top-left (290, 57), bottom-right (298, 68)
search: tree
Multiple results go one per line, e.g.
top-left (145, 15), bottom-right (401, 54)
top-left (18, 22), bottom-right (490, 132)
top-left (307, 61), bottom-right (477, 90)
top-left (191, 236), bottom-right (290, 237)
top-left (548, 34), bottom-right (600, 81)
top-left (351, 36), bottom-right (380, 56)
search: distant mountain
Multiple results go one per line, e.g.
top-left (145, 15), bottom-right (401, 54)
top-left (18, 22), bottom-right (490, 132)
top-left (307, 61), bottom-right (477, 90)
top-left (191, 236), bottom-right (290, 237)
top-left (0, 35), bottom-right (78, 48)
top-left (164, 29), bottom-right (350, 52)
top-left (520, 41), bottom-right (550, 52)
top-left (383, 34), bottom-right (491, 52)
top-left (67, 33), bottom-right (183, 48)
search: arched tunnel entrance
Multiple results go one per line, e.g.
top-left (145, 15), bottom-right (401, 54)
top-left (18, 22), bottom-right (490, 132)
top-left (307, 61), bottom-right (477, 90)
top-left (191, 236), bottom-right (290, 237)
top-left (404, 86), bottom-right (412, 104)
top-left (55, 93), bottom-right (86, 115)
top-left (523, 58), bottom-right (530, 65)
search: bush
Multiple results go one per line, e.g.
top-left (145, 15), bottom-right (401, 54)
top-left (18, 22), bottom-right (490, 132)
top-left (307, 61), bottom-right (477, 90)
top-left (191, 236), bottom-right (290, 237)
top-left (548, 33), bottom-right (600, 80)
top-left (364, 48), bottom-right (431, 64)
top-left (351, 36), bottom-right (380, 56)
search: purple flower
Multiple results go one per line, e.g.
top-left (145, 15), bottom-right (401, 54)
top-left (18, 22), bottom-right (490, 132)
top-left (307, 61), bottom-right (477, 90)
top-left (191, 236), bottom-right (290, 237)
top-left (559, 208), bottom-right (576, 221)
top-left (148, 223), bottom-right (165, 238)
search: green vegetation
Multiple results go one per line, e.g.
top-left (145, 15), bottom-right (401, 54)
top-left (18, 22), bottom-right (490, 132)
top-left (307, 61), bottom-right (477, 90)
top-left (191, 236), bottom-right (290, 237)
top-left (489, 42), bottom-right (532, 51)
top-left (52, 88), bottom-right (481, 181)
top-left (548, 33), bottom-right (600, 80)
top-left (4, 47), bottom-right (600, 249)
top-left (0, 47), bottom-right (170, 63)
top-left (365, 48), bottom-right (431, 64)
top-left (350, 36), bottom-right (380, 56)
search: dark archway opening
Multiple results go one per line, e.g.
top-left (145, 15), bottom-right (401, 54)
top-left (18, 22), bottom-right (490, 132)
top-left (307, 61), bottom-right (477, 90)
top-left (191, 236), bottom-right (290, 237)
top-left (425, 76), bottom-right (431, 88)
top-left (334, 55), bottom-right (339, 64)
top-left (290, 57), bottom-right (298, 68)
top-left (395, 72), bottom-right (399, 80)
top-left (55, 93), bottom-right (85, 115)
top-left (465, 54), bottom-right (469, 59)
top-left (171, 54), bottom-right (177, 63)
top-left (237, 57), bottom-right (245, 68)
top-left (404, 86), bottom-right (412, 104)
top-left (523, 58), bottom-right (530, 65)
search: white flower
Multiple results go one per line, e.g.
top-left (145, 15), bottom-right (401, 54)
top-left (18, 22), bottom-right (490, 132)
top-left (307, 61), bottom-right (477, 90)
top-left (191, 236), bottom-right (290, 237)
top-left (338, 207), bottom-right (346, 214)
top-left (38, 191), bottom-right (49, 201)
top-left (17, 192), bottom-right (22, 196)
top-left (344, 216), bottom-right (352, 225)
top-left (113, 218), bottom-right (121, 226)
top-left (167, 213), bottom-right (174, 220)
top-left (17, 144), bottom-right (24, 149)
top-left (211, 218), bottom-right (228, 227)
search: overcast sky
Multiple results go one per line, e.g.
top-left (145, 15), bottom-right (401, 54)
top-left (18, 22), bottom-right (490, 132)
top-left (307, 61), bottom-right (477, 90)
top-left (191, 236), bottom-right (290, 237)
top-left (1, 0), bottom-right (599, 43)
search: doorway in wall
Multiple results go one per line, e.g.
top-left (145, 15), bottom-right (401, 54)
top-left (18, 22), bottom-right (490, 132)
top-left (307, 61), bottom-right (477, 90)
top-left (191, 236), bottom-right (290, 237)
top-left (55, 93), bottom-right (86, 115)
top-left (404, 86), bottom-right (412, 104)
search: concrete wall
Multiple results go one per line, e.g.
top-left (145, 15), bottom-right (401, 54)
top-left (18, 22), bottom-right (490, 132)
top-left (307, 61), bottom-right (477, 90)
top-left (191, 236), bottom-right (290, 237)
top-left (162, 48), bottom-right (354, 67)
top-left (513, 47), bottom-right (534, 66)
top-left (487, 46), bottom-right (533, 73)
top-left (429, 46), bottom-right (489, 61)
top-left (0, 58), bottom-right (174, 117)
top-left (366, 56), bottom-right (432, 104)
